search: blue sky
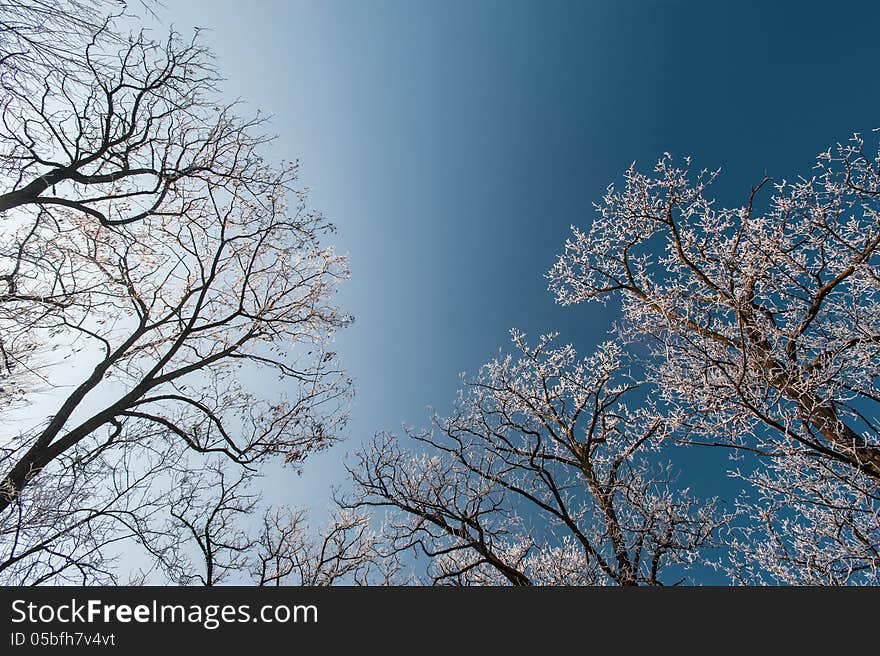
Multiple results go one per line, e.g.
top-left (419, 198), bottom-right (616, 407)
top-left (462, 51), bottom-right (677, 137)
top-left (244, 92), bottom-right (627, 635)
top-left (163, 0), bottom-right (880, 518)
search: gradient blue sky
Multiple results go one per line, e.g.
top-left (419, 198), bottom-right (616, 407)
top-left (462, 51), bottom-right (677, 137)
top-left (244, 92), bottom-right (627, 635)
top-left (164, 0), bottom-right (880, 514)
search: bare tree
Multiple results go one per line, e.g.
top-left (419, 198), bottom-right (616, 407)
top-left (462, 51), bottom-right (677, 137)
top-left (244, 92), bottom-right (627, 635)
top-left (721, 451), bottom-right (880, 585)
top-left (154, 463), bottom-right (382, 587)
top-left (548, 133), bottom-right (880, 583)
top-left (0, 425), bottom-right (181, 584)
top-left (0, 11), bottom-right (267, 227)
top-left (1, 1), bottom-right (124, 83)
top-left (252, 506), bottom-right (391, 587)
top-left (346, 333), bottom-right (726, 586)
top-left (0, 2), bottom-right (357, 584)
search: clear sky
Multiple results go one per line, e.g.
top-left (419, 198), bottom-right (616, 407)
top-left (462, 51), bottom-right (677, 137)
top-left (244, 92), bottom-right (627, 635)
top-left (162, 0), bottom-right (880, 521)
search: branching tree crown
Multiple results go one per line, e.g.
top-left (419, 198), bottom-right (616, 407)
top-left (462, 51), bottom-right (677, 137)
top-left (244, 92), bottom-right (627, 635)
top-left (548, 134), bottom-right (880, 583)
top-left (347, 333), bottom-right (726, 585)
top-left (0, 1), bottom-right (369, 584)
